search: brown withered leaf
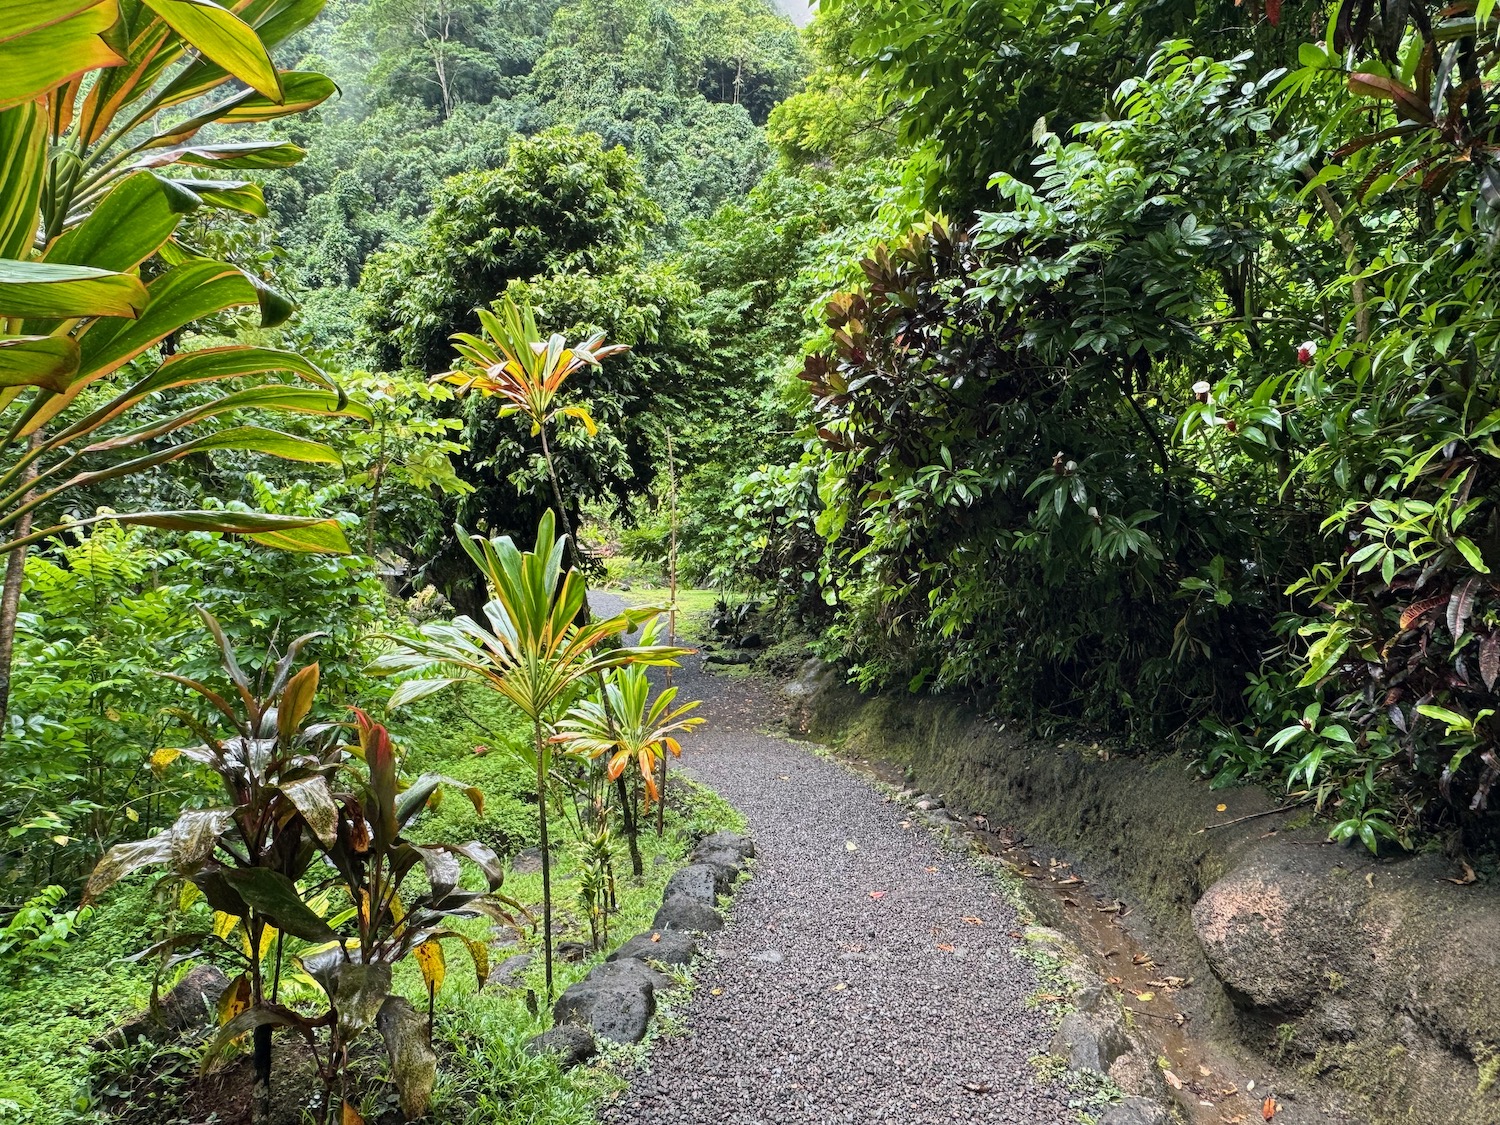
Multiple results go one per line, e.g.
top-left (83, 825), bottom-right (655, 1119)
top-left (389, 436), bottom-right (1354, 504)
top-left (1262, 1096), bottom-right (1278, 1120)
top-left (1447, 860), bottom-right (1477, 885)
top-left (1164, 1070), bottom-right (1183, 1090)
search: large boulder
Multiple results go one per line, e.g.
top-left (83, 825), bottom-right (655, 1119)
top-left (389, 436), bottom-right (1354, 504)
top-left (554, 971), bottom-right (655, 1045)
top-left (652, 894), bottom-right (724, 933)
top-left (98, 964), bottom-right (228, 1048)
top-left (588, 956), bottom-right (673, 995)
top-left (526, 1024), bottom-right (597, 1067)
top-left (1192, 842), bottom-right (1360, 1014)
top-left (664, 863), bottom-right (720, 905)
top-left (608, 930), bottom-right (698, 968)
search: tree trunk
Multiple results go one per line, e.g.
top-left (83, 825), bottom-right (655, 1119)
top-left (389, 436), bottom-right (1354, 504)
top-left (0, 438), bottom-right (41, 731)
top-left (534, 719), bottom-right (554, 999)
top-left (615, 775), bottom-right (642, 878)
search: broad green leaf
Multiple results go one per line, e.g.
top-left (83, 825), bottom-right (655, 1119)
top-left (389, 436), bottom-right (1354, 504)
top-left (149, 0), bottom-right (328, 109)
top-left (0, 0), bottom-right (107, 42)
top-left (84, 833), bottom-right (174, 901)
top-left (280, 774), bottom-right (339, 848)
top-left (220, 867), bottom-right (336, 942)
top-left (85, 386), bottom-right (369, 450)
top-left (0, 260), bottom-right (149, 318)
top-left (0, 335), bottom-right (80, 390)
top-left (135, 139), bottom-right (306, 170)
top-left (138, 0), bottom-right (283, 101)
top-left (0, 1), bottom-right (124, 110)
top-left (0, 102), bottom-right (46, 259)
top-left (173, 178), bottom-right (267, 217)
top-left (29, 509), bottom-right (351, 555)
top-left (145, 71), bottom-right (337, 148)
top-left (44, 172), bottom-right (200, 272)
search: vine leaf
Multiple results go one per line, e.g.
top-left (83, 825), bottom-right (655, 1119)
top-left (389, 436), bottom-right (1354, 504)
top-left (1481, 631), bottom-right (1500, 692)
top-left (1446, 577), bottom-right (1478, 641)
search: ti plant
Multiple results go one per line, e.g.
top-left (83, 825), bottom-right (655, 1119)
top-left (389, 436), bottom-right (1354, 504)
top-left (85, 611), bottom-right (513, 1125)
top-left (555, 617), bottom-right (704, 877)
top-left (438, 296), bottom-right (627, 569)
top-left (372, 510), bottom-right (687, 997)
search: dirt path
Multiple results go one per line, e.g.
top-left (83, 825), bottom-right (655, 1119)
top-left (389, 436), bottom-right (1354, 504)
top-left (593, 594), bottom-right (1072, 1125)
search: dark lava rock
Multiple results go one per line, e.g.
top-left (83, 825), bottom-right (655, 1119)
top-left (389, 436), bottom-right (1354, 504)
top-left (554, 971), bottom-right (655, 1044)
top-left (99, 964), bottom-right (228, 1048)
top-left (664, 863), bottom-right (720, 905)
top-left (689, 846), bottom-right (745, 885)
top-left (588, 956), bottom-right (674, 995)
top-left (697, 830), bottom-right (755, 859)
top-left (652, 894), bottom-right (724, 933)
top-left (1052, 1009), bottom-right (1130, 1074)
top-left (511, 846), bottom-right (556, 876)
top-left (526, 1024), bottom-right (597, 1067)
top-left (488, 953), bottom-right (533, 988)
top-left (1098, 1097), bottom-right (1169, 1125)
top-left (704, 651), bottom-right (752, 666)
top-left (609, 930), bottom-right (698, 968)
top-left (739, 632), bottom-right (765, 649)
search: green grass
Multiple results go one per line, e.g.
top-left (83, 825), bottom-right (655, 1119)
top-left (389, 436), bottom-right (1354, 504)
top-left (0, 680), bottom-right (744, 1125)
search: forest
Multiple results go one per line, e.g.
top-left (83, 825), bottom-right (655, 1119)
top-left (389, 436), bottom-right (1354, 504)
top-left (1, 0), bottom-right (1497, 1117)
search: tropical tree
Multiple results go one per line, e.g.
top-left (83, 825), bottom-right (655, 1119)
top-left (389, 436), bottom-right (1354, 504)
top-left (439, 295), bottom-right (627, 569)
top-left (555, 620), bottom-right (704, 876)
top-left (0, 0), bottom-right (368, 720)
top-left (372, 510), bottom-right (688, 996)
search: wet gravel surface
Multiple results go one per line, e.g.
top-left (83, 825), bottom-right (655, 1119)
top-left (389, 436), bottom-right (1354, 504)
top-left (593, 594), bottom-right (1072, 1125)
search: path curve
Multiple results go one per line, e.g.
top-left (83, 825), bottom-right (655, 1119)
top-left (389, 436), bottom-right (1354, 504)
top-left (593, 593), bottom-right (1072, 1125)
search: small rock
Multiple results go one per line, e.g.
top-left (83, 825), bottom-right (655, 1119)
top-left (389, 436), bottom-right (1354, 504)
top-left (653, 894), bottom-right (724, 933)
top-left (697, 831), bottom-right (756, 860)
top-left (739, 632), bottom-right (764, 649)
top-left (1052, 1009), bottom-right (1131, 1074)
top-left (609, 930), bottom-right (699, 967)
top-left (511, 846), bottom-right (555, 876)
top-left (487, 953), bottom-right (533, 988)
top-left (914, 796), bottom-right (944, 812)
top-left (704, 651), bottom-right (752, 666)
top-left (1098, 1096), bottom-right (1169, 1125)
top-left (554, 973), bottom-right (655, 1044)
top-left (98, 964), bottom-right (228, 1048)
top-left (665, 863), bottom-right (721, 905)
top-left (526, 1024), bottom-right (597, 1067)
top-left (653, 854), bottom-right (670, 867)
top-left (748, 949), bottom-right (783, 964)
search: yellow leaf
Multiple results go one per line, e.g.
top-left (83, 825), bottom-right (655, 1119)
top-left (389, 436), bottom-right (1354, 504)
top-left (150, 747), bottom-right (183, 774)
top-left (218, 973), bottom-right (252, 1025)
top-left (415, 939), bottom-right (446, 997)
top-left (179, 882), bottom-right (203, 911)
top-left (1216, 803), bottom-right (1227, 812)
top-left (213, 911), bottom-right (240, 942)
top-left (124, 806), bottom-right (139, 822)
top-left (1135, 991), bottom-right (1156, 1002)
top-left (257, 924), bottom-right (278, 962)
top-left (342, 1101), bottom-right (365, 1125)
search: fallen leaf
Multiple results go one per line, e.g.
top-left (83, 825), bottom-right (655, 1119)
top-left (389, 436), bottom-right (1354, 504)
top-left (846, 840), bottom-right (858, 852)
top-left (1216, 803), bottom-right (1228, 812)
top-left (1056, 875), bottom-right (1083, 886)
top-left (777, 775), bottom-right (790, 781)
top-left (831, 981), bottom-right (847, 991)
top-left (1135, 991), bottom-right (1156, 1002)
top-left (924, 865), bottom-right (938, 873)
top-left (1447, 860), bottom-right (1477, 885)
top-left (1199, 1065), bottom-right (1212, 1077)
top-left (963, 1081), bottom-right (993, 1093)
top-left (1105, 976), bottom-right (1123, 986)
top-left (868, 891), bottom-right (887, 899)
top-left (1262, 1096), bottom-right (1277, 1120)
top-left (962, 916), bottom-right (984, 925)
top-left (1164, 1070), bottom-right (1183, 1090)
top-left (937, 942), bottom-right (955, 952)
top-left (1132, 953), bottom-right (1155, 967)
top-left (1033, 992), bottom-right (1065, 1003)
top-left (710, 988), bottom-right (723, 996)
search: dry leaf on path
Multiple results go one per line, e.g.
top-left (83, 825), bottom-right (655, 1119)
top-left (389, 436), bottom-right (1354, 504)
top-left (962, 916), bottom-right (984, 925)
top-left (868, 890), bottom-right (887, 899)
top-left (1164, 1070), bottom-right (1183, 1090)
top-left (963, 1081), bottom-right (993, 1093)
top-left (1448, 860), bottom-right (1477, 885)
top-left (1261, 1097), bottom-right (1277, 1120)
top-left (937, 942), bottom-right (955, 952)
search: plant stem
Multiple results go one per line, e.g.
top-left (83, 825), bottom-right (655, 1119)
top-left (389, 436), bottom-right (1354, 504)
top-left (615, 775), bottom-right (643, 878)
top-left (534, 716), bottom-right (554, 1000)
top-left (0, 434), bottom-right (40, 730)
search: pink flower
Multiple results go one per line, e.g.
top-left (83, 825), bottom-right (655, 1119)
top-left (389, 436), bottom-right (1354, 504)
top-left (1297, 340), bottom-right (1318, 364)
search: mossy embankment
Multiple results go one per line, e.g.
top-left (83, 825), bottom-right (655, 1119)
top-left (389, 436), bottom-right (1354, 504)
top-left (789, 664), bottom-right (1500, 1125)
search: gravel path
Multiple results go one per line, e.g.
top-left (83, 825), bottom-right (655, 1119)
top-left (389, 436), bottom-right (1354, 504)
top-left (593, 594), bottom-right (1073, 1125)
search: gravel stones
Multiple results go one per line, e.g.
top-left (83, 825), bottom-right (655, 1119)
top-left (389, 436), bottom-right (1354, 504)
top-left (652, 894), bottom-right (724, 932)
top-left (526, 1024), bottom-right (597, 1067)
top-left (665, 863), bottom-right (721, 905)
top-left (609, 930), bottom-right (698, 968)
top-left (590, 593), bottom-right (1072, 1125)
